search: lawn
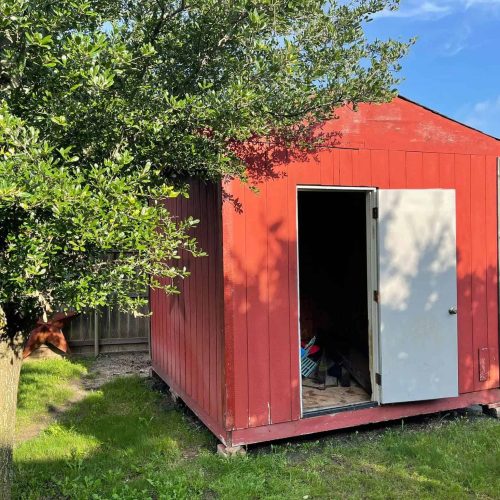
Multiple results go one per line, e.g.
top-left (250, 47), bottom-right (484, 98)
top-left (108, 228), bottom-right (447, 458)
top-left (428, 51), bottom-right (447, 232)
top-left (16, 358), bottom-right (89, 437)
top-left (14, 358), bottom-right (500, 500)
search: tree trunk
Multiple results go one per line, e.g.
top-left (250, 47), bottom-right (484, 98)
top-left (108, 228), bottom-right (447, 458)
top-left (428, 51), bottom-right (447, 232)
top-left (0, 329), bottom-right (23, 500)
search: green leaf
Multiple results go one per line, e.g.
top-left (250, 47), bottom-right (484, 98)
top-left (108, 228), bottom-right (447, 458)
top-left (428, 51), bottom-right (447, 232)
top-left (51, 116), bottom-right (68, 127)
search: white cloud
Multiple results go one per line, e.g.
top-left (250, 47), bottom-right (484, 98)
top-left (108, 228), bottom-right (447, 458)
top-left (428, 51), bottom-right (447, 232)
top-left (374, 0), bottom-right (499, 56)
top-left (375, 2), bottom-right (451, 19)
top-left (376, 0), bottom-right (500, 20)
top-left (458, 96), bottom-right (500, 137)
top-left (439, 22), bottom-right (471, 56)
top-left (462, 0), bottom-right (500, 7)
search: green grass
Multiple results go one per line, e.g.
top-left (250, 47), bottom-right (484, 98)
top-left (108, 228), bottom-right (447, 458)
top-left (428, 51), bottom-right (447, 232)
top-left (16, 358), bottom-right (89, 433)
top-left (14, 359), bottom-right (500, 499)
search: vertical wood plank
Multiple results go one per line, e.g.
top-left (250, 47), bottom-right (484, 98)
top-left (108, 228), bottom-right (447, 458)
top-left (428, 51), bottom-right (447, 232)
top-left (174, 197), bottom-right (181, 388)
top-left (164, 275), bottom-right (170, 377)
top-left (162, 277), bottom-right (167, 378)
top-left (184, 243), bottom-right (192, 398)
top-left (287, 165), bottom-right (301, 419)
top-left (455, 154), bottom-right (474, 393)
top-left (158, 290), bottom-right (162, 372)
top-left (156, 291), bottom-right (161, 369)
top-left (93, 310), bottom-right (99, 356)
top-left (423, 152), bottom-right (440, 187)
top-left (165, 201), bottom-right (172, 380)
top-left (388, 150), bottom-right (406, 188)
top-left (116, 304), bottom-right (121, 339)
top-left (351, 150), bottom-right (359, 186)
top-left (178, 196), bottom-right (185, 392)
top-left (182, 195), bottom-right (189, 393)
top-left (215, 185), bottom-right (224, 425)
top-left (154, 290), bottom-right (160, 365)
top-left (267, 172), bottom-right (292, 424)
top-left (339, 149), bottom-right (354, 186)
top-left (149, 291), bottom-right (154, 361)
top-left (246, 182), bottom-right (271, 427)
top-left (353, 149), bottom-right (371, 186)
top-left (193, 182), bottom-right (202, 405)
top-left (332, 149), bottom-right (340, 185)
top-left (152, 288), bottom-right (157, 365)
top-left (176, 284), bottom-right (182, 390)
top-left (439, 154), bottom-right (455, 188)
top-left (169, 200), bottom-right (176, 383)
top-left (320, 150), bottom-right (334, 186)
top-left (470, 155), bottom-right (489, 391)
top-left (406, 152), bottom-right (423, 188)
top-left (225, 181), bottom-right (249, 429)
top-left (209, 186), bottom-right (218, 418)
top-left (171, 199), bottom-right (177, 386)
top-left (156, 281), bottom-right (161, 372)
top-left (371, 150), bottom-right (390, 188)
top-left (203, 186), bottom-right (211, 409)
top-left (201, 186), bottom-right (210, 412)
top-left (196, 187), bottom-right (205, 409)
top-left (185, 183), bottom-right (194, 398)
top-left (485, 156), bottom-right (499, 388)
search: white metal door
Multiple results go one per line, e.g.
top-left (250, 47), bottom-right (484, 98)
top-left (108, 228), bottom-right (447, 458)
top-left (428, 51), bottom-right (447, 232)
top-left (377, 189), bottom-right (459, 404)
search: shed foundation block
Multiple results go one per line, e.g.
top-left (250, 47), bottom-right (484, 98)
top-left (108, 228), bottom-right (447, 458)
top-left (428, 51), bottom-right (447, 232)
top-left (216, 444), bottom-right (246, 458)
top-left (482, 403), bottom-right (500, 418)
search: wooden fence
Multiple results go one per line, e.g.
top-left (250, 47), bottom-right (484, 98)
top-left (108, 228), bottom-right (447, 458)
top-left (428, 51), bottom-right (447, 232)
top-left (64, 300), bottom-right (150, 355)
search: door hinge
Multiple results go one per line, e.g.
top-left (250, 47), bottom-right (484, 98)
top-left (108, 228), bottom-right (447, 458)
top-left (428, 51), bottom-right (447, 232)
top-left (373, 290), bottom-right (380, 303)
top-left (372, 206), bottom-right (379, 219)
top-left (375, 373), bottom-right (382, 385)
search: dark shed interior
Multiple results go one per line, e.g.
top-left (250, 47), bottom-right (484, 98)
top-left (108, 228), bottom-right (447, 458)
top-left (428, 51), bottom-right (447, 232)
top-left (298, 190), bottom-right (372, 413)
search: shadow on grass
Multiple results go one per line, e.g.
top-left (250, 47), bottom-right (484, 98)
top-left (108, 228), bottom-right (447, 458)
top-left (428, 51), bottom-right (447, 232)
top-left (14, 375), bottom-right (216, 499)
top-left (14, 374), bottom-right (500, 500)
top-left (15, 359), bottom-right (89, 440)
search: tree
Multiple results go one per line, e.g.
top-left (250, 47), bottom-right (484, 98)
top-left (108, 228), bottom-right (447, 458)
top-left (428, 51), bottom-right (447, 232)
top-left (0, 0), bottom-right (410, 496)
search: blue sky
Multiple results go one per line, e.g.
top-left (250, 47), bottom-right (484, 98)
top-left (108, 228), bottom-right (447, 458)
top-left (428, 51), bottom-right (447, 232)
top-left (365, 0), bottom-right (500, 138)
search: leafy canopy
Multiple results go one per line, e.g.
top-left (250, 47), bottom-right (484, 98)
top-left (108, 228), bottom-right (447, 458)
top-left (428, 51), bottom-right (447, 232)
top-left (0, 0), bottom-right (409, 327)
top-left (0, 106), bottom-right (200, 327)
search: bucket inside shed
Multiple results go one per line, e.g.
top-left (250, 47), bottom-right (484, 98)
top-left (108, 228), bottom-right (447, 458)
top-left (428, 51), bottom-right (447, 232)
top-left (298, 190), bottom-right (372, 414)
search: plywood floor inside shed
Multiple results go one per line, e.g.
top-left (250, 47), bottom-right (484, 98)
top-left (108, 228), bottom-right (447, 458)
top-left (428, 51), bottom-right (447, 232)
top-left (302, 377), bottom-right (371, 412)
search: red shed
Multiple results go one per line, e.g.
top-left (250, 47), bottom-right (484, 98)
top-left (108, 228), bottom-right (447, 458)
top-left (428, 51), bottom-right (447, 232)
top-left (150, 97), bottom-right (500, 448)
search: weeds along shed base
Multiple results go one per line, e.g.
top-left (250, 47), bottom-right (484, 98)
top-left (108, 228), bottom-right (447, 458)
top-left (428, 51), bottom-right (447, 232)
top-left (150, 97), bottom-right (500, 447)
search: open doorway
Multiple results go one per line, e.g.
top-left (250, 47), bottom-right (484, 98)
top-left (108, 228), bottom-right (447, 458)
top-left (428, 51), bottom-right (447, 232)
top-left (298, 188), bottom-right (374, 415)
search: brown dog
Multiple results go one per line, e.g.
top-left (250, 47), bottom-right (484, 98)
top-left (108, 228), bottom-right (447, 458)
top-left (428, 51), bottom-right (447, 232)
top-left (23, 312), bottom-right (79, 359)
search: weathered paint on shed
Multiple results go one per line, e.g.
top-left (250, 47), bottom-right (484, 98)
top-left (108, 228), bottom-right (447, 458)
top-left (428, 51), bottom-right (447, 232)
top-left (151, 97), bottom-right (500, 447)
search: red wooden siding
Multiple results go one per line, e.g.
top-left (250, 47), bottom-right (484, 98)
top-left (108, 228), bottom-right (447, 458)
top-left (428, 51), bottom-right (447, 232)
top-left (223, 97), bottom-right (500, 430)
top-left (151, 181), bottom-right (225, 435)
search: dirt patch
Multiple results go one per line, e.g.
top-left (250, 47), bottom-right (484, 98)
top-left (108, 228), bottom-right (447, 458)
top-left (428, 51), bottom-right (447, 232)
top-left (82, 352), bottom-right (151, 390)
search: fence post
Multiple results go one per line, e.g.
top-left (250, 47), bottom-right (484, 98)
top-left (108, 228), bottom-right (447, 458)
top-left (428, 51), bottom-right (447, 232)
top-left (94, 309), bottom-right (99, 357)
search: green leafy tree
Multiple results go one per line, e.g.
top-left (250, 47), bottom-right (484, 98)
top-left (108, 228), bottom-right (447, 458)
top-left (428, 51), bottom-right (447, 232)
top-left (0, 0), bottom-right (410, 495)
